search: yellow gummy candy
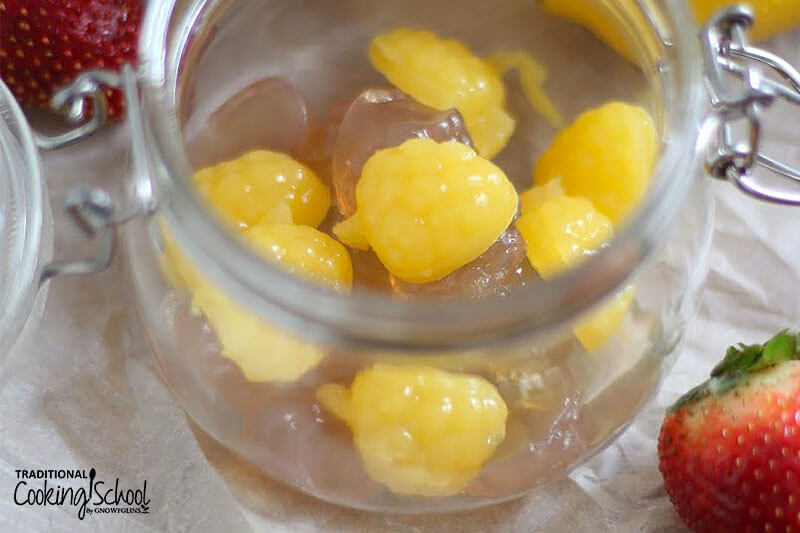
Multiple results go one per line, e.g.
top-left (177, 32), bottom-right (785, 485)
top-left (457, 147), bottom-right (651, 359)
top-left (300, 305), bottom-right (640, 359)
top-left (194, 150), bottom-right (330, 230)
top-left (691, 0), bottom-right (800, 42)
top-left (245, 223), bottom-right (353, 293)
top-left (342, 138), bottom-right (518, 284)
top-left (191, 280), bottom-right (324, 382)
top-left (573, 285), bottom-right (636, 352)
top-left (534, 102), bottom-right (658, 226)
top-left (316, 364), bottom-right (508, 496)
top-left (162, 222), bottom-right (352, 381)
top-left (519, 177), bottom-right (564, 214)
top-left (539, 0), bottom-right (661, 65)
top-left (369, 28), bottom-right (515, 159)
top-left (487, 51), bottom-right (564, 129)
top-left (516, 193), bottom-right (613, 278)
top-left (332, 214), bottom-right (369, 251)
top-left (541, 0), bottom-right (798, 64)
top-left (516, 186), bottom-right (632, 351)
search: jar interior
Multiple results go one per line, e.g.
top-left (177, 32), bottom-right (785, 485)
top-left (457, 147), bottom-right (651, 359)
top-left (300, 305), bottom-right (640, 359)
top-left (178, 0), bottom-right (662, 191)
top-left (131, 0), bottom-right (707, 512)
top-left (169, 0), bottom-right (675, 301)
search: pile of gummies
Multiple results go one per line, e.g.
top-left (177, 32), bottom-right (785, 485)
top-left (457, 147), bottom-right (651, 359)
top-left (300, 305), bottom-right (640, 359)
top-left (165, 28), bottom-right (657, 498)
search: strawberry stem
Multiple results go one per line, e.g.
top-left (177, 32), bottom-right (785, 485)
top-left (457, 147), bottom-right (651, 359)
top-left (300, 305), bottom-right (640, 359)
top-left (669, 330), bottom-right (799, 413)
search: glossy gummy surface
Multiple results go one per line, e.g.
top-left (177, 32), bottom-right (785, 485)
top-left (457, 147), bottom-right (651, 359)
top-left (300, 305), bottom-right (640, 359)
top-left (369, 28), bottom-right (515, 159)
top-left (346, 138), bottom-right (518, 283)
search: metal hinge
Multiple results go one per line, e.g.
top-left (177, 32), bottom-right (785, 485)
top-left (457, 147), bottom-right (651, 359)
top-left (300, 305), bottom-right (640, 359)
top-left (701, 5), bottom-right (800, 205)
top-left (36, 64), bottom-right (154, 284)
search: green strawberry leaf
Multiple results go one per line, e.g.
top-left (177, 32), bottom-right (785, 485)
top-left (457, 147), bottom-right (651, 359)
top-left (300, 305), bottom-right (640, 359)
top-left (669, 329), bottom-right (799, 413)
top-left (710, 343), bottom-right (762, 377)
top-left (756, 330), bottom-right (797, 370)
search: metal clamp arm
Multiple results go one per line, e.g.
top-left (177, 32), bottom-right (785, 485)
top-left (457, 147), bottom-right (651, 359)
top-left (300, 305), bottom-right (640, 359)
top-left (702, 5), bottom-right (800, 205)
top-left (36, 65), bottom-right (152, 284)
top-left (33, 69), bottom-right (123, 151)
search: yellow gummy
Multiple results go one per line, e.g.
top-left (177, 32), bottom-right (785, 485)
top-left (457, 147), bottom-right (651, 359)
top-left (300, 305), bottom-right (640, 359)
top-left (534, 102), bottom-right (658, 226)
top-left (191, 280), bottom-right (324, 382)
top-left (487, 51), bottom-right (564, 129)
top-left (541, 0), bottom-right (799, 65)
top-left (162, 222), bottom-right (352, 381)
top-left (194, 150), bottom-right (330, 230)
top-left (516, 193), bottom-right (613, 278)
top-left (369, 28), bottom-right (515, 159)
top-left (161, 249), bottom-right (324, 382)
top-left (519, 177), bottom-right (564, 214)
top-left (333, 214), bottom-right (369, 251)
top-left (348, 138), bottom-right (518, 283)
top-left (573, 285), bottom-right (636, 352)
top-left (316, 364), bottom-right (508, 496)
top-left (245, 223), bottom-right (353, 293)
top-left (516, 186), bottom-right (632, 351)
top-left (691, 0), bottom-right (800, 42)
top-left (539, 0), bottom-right (661, 65)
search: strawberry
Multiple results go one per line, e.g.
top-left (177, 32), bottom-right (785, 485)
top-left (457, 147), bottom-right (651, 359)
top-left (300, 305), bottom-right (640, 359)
top-left (0, 0), bottom-right (141, 120)
top-left (658, 330), bottom-right (800, 533)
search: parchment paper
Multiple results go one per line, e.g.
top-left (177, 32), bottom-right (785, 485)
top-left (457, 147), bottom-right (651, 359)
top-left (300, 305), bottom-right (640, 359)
top-left (1, 29), bottom-right (799, 533)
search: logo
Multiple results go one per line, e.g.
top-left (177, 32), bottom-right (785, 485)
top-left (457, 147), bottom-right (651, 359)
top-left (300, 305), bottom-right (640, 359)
top-left (13, 468), bottom-right (150, 520)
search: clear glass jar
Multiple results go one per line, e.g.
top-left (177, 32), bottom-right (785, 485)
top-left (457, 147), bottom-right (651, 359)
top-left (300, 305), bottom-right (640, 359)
top-left (3, 0), bottom-right (797, 512)
top-left (0, 82), bottom-right (53, 358)
top-left (121, 0), bottom-right (714, 511)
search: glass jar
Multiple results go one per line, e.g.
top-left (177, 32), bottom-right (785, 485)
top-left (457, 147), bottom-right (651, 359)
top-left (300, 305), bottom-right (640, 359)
top-left (127, 0), bottom-right (710, 511)
top-left (0, 82), bottom-right (53, 358)
top-left (4, 0), bottom-right (799, 514)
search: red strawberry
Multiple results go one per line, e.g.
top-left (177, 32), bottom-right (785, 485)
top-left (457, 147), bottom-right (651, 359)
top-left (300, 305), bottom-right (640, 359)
top-left (658, 330), bottom-right (800, 533)
top-left (0, 0), bottom-right (141, 120)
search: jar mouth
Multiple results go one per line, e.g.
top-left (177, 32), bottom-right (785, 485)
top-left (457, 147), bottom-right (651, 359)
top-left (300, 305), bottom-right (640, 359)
top-left (138, 0), bottom-right (705, 350)
top-left (0, 81), bottom-right (46, 355)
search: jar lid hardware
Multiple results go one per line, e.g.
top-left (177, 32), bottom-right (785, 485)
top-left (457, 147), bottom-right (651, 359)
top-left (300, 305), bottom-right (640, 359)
top-left (32, 69), bottom-right (123, 151)
top-left (702, 5), bottom-right (800, 205)
top-left (36, 65), bottom-right (149, 284)
top-left (38, 186), bottom-right (116, 284)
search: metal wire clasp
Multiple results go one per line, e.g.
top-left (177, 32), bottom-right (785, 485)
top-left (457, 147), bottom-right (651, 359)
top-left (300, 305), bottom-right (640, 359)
top-left (701, 5), bottom-right (800, 205)
top-left (37, 64), bottom-right (154, 284)
top-left (33, 69), bottom-right (122, 151)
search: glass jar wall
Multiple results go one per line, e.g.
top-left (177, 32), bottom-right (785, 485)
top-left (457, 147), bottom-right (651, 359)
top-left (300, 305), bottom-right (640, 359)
top-left (125, 0), bottom-right (710, 511)
top-left (0, 82), bottom-right (53, 358)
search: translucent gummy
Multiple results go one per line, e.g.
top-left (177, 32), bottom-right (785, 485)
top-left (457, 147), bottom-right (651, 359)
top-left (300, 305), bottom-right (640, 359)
top-left (391, 226), bottom-right (535, 300)
top-left (467, 356), bottom-right (586, 497)
top-left (300, 97), bottom-right (352, 184)
top-left (185, 77), bottom-right (311, 170)
top-left (169, 292), bottom-right (382, 500)
top-left (330, 87), bottom-right (473, 216)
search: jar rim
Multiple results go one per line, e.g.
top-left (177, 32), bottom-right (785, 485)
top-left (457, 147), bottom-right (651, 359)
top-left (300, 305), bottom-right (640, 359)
top-left (0, 81), bottom-right (46, 355)
top-left (137, 0), bottom-right (706, 350)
